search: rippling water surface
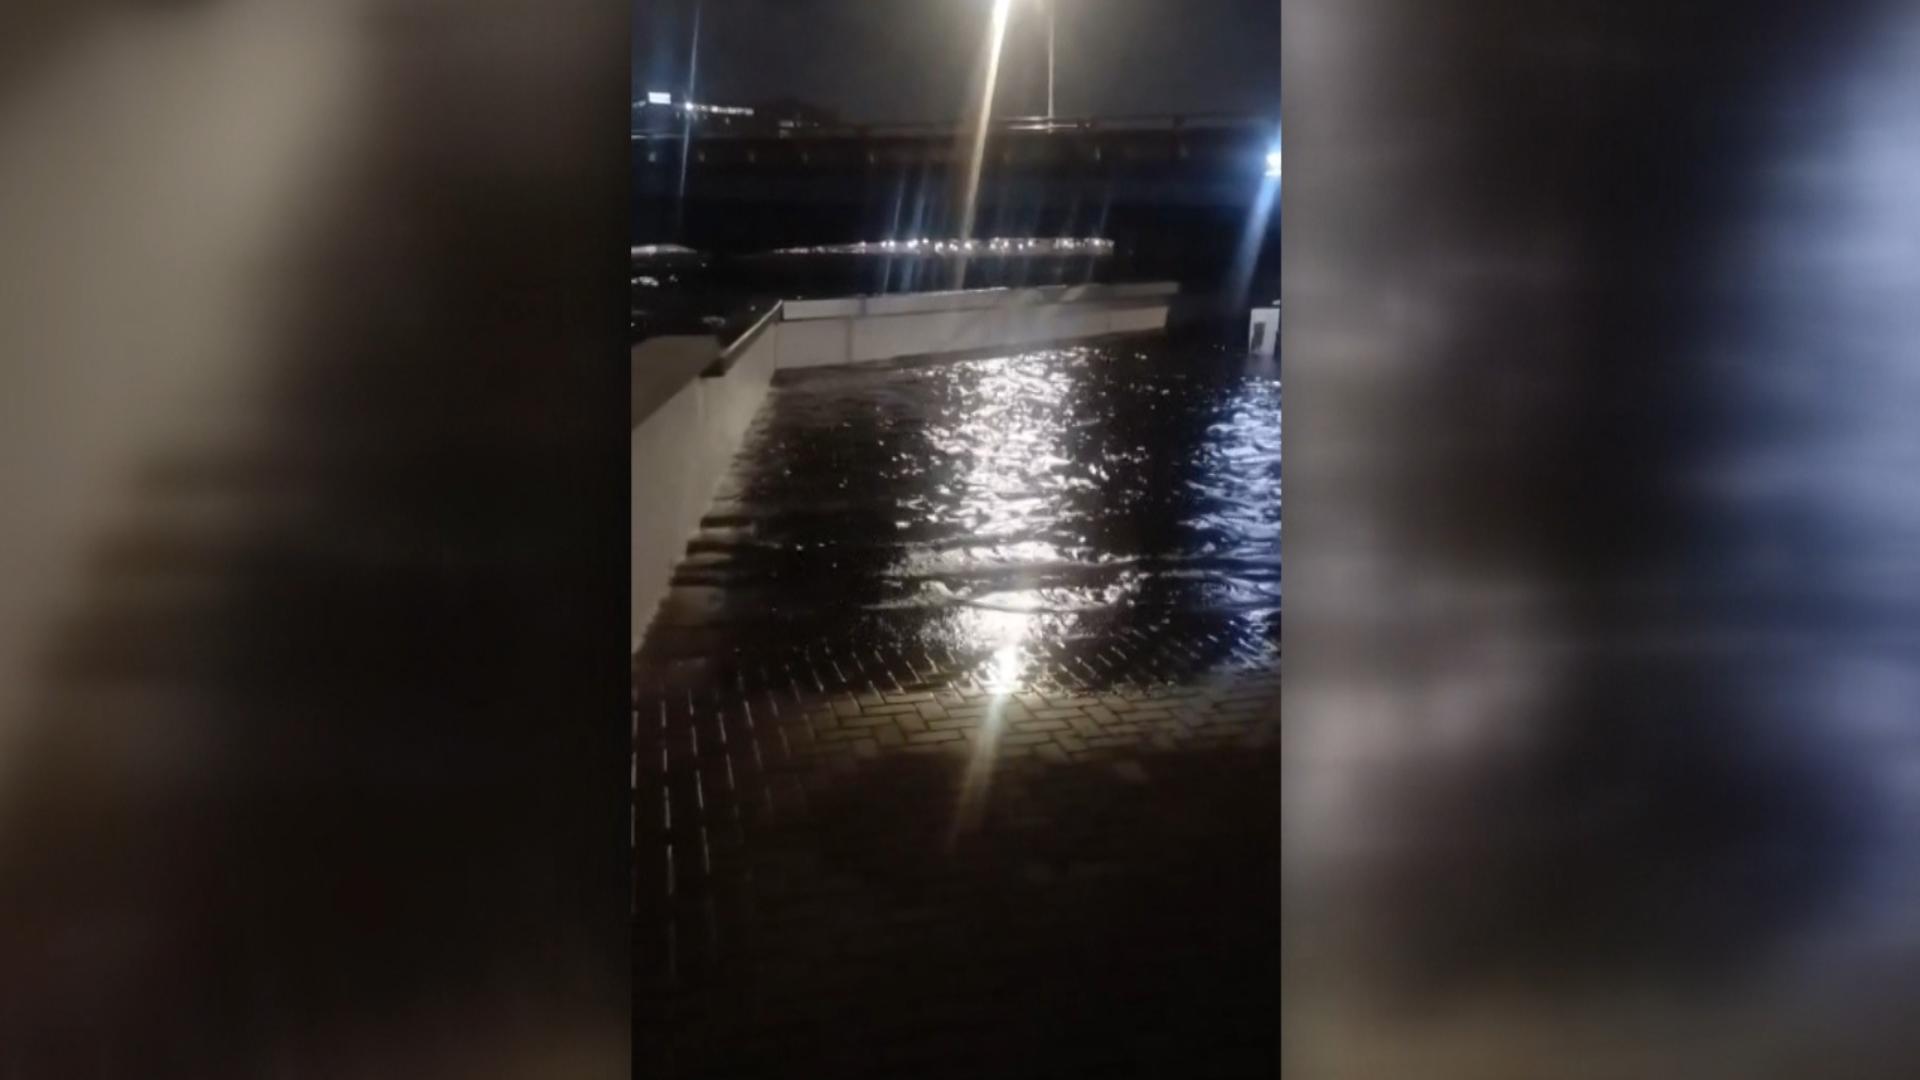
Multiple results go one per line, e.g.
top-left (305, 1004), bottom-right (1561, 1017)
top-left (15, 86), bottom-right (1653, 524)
top-left (655, 338), bottom-right (1280, 681)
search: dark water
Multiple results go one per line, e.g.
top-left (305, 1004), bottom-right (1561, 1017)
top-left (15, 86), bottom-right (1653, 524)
top-left (646, 338), bottom-right (1280, 686)
top-left (630, 249), bottom-right (1125, 342)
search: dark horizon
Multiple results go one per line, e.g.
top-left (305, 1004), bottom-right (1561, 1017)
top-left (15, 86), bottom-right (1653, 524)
top-left (634, 0), bottom-right (1280, 125)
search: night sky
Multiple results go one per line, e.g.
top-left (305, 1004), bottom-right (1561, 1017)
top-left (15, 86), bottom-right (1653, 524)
top-left (634, 0), bottom-right (1279, 124)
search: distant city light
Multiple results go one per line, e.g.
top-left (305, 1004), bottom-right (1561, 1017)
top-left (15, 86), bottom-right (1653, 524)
top-left (638, 91), bottom-right (753, 117)
top-left (769, 237), bottom-right (1114, 257)
top-left (631, 244), bottom-right (698, 258)
top-left (1266, 150), bottom-right (1282, 179)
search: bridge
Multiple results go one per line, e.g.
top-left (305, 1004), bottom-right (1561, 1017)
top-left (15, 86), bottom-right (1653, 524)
top-left (633, 113), bottom-right (1280, 293)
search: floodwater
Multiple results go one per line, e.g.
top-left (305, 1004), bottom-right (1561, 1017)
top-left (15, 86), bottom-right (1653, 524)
top-left (644, 338), bottom-right (1280, 688)
top-left (634, 337), bottom-right (1283, 1077)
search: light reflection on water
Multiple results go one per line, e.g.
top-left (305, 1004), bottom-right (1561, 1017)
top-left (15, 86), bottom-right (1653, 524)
top-left (685, 339), bottom-right (1281, 686)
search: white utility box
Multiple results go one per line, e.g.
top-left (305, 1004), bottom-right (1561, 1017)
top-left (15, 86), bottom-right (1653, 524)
top-left (1248, 305), bottom-right (1279, 356)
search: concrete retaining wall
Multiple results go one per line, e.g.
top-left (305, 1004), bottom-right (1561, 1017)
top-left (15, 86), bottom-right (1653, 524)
top-left (776, 283), bottom-right (1175, 370)
top-left (631, 325), bottom-right (780, 646)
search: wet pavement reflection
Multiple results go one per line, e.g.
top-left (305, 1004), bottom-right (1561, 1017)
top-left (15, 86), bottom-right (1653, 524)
top-left (641, 338), bottom-right (1280, 686)
top-left (635, 337), bottom-right (1281, 1078)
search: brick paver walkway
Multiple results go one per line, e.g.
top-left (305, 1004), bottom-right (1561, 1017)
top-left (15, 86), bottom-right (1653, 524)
top-left (636, 340), bottom-right (1279, 1077)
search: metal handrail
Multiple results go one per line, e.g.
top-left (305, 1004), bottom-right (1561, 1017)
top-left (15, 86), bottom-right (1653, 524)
top-left (706, 300), bottom-right (782, 377)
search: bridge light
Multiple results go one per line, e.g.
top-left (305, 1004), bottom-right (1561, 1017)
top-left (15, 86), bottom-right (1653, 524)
top-left (1265, 149), bottom-right (1282, 180)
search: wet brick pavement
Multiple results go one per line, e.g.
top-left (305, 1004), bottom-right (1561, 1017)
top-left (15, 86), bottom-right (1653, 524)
top-left (636, 338), bottom-right (1280, 1078)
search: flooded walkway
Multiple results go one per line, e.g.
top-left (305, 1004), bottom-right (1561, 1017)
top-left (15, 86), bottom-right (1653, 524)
top-left (635, 337), bottom-right (1280, 1077)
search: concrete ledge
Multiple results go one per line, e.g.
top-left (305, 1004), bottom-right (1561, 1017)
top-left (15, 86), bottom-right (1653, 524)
top-left (782, 281), bottom-right (1177, 323)
top-left (632, 335), bottom-right (720, 428)
top-left (709, 302), bottom-right (782, 377)
top-left (782, 296), bottom-right (865, 320)
top-left (632, 322), bottom-right (780, 645)
top-left (775, 283), bottom-right (1175, 370)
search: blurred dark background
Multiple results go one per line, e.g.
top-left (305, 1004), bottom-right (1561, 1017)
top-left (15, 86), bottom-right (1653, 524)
top-left (0, 1), bottom-right (630, 1076)
top-left (1287, 1), bottom-right (1920, 1077)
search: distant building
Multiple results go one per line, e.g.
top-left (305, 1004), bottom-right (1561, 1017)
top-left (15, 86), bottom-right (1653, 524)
top-left (632, 93), bottom-right (839, 137)
top-left (632, 92), bottom-right (756, 135)
top-left (753, 97), bottom-right (840, 133)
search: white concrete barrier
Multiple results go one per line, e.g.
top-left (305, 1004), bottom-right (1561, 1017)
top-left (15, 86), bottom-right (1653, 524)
top-left (773, 317), bottom-right (851, 370)
top-left (631, 321), bottom-right (780, 646)
top-left (775, 283), bottom-right (1176, 370)
top-left (1249, 305), bottom-right (1279, 356)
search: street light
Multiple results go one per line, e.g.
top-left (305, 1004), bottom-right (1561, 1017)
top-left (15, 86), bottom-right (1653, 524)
top-left (984, 0), bottom-right (1056, 123)
top-left (1044, 0), bottom-right (1056, 122)
top-left (958, 0), bottom-right (1016, 282)
top-left (1229, 135), bottom-right (1283, 312)
top-left (674, 0), bottom-right (705, 240)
